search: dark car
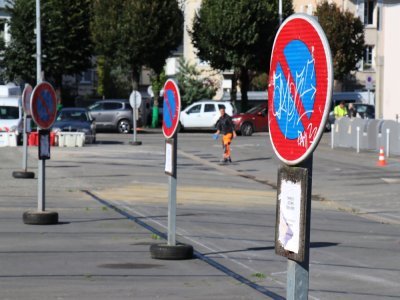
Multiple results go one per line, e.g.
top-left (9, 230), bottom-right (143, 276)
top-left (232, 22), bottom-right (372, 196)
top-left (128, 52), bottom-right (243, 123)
top-left (231, 103), bottom-right (268, 136)
top-left (52, 108), bottom-right (96, 144)
top-left (325, 102), bottom-right (375, 131)
top-left (88, 99), bottom-right (134, 133)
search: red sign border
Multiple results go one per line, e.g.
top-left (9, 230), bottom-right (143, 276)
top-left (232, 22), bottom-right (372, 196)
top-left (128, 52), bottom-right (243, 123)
top-left (162, 79), bottom-right (181, 139)
top-left (268, 14), bottom-right (333, 165)
top-left (30, 82), bottom-right (58, 130)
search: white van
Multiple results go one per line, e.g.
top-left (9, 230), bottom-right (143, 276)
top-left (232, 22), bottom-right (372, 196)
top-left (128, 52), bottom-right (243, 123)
top-left (0, 84), bottom-right (23, 144)
top-left (180, 100), bottom-right (235, 130)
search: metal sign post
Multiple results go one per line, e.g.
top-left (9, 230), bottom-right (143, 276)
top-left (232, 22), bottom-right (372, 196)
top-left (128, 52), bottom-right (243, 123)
top-left (268, 14), bottom-right (333, 299)
top-left (150, 79), bottom-right (193, 260)
top-left (129, 90), bottom-right (142, 146)
top-left (165, 137), bottom-right (177, 246)
top-left (23, 81), bottom-right (58, 225)
top-left (12, 84), bottom-right (35, 179)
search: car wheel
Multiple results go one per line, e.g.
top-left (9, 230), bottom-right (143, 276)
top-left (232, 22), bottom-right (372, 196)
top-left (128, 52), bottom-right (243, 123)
top-left (117, 119), bottom-right (131, 134)
top-left (241, 122), bottom-right (253, 136)
top-left (325, 121), bottom-right (332, 132)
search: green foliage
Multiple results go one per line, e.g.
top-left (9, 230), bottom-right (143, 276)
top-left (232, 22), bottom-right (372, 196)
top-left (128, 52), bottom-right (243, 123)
top-left (250, 73), bottom-right (268, 91)
top-left (191, 0), bottom-right (293, 111)
top-left (176, 58), bottom-right (217, 107)
top-left (2, 0), bottom-right (92, 89)
top-left (149, 69), bottom-right (167, 128)
top-left (92, 0), bottom-right (183, 88)
top-left (315, 1), bottom-right (365, 81)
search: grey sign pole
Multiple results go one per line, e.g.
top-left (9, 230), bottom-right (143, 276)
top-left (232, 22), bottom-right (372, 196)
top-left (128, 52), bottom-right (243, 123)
top-left (36, 0), bottom-right (44, 212)
top-left (130, 91), bottom-right (142, 146)
top-left (167, 136), bottom-right (178, 246)
top-left (22, 113), bottom-right (28, 171)
top-left (133, 93), bottom-right (137, 143)
top-left (286, 155), bottom-right (313, 300)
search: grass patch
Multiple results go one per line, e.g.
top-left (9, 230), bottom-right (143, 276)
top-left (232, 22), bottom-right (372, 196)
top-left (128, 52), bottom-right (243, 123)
top-left (251, 272), bottom-right (266, 279)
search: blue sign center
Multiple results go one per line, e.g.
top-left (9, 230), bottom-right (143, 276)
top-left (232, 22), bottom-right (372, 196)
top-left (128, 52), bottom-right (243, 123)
top-left (273, 40), bottom-right (316, 139)
top-left (163, 89), bottom-right (177, 128)
top-left (37, 90), bottom-right (54, 122)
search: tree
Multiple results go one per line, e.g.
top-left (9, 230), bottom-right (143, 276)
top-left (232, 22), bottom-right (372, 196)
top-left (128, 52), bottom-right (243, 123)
top-left (315, 1), bottom-right (365, 83)
top-left (191, 0), bottom-right (293, 111)
top-left (2, 0), bottom-right (92, 106)
top-left (92, 0), bottom-right (183, 125)
top-left (176, 58), bottom-right (217, 107)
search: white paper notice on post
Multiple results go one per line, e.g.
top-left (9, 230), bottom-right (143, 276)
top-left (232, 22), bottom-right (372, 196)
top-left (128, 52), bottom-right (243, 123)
top-left (165, 142), bottom-right (173, 174)
top-left (278, 180), bottom-right (301, 253)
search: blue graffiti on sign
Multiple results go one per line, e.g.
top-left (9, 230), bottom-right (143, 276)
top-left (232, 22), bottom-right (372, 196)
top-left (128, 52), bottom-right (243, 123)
top-left (163, 89), bottom-right (177, 128)
top-left (273, 40), bottom-right (316, 140)
top-left (37, 90), bottom-right (54, 122)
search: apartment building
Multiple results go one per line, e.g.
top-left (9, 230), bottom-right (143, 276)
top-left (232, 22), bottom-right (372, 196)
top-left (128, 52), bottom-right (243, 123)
top-left (182, 0), bottom-right (399, 120)
top-left (293, 0), bottom-right (400, 119)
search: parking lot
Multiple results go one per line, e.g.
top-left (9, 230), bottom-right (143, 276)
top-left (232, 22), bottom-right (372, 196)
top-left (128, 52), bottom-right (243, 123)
top-left (0, 130), bottom-right (399, 299)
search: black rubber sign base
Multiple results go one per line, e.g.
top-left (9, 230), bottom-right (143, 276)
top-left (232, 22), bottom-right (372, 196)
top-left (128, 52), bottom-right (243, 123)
top-left (23, 211), bottom-right (59, 225)
top-left (129, 141), bottom-right (142, 146)
top-left (12, 171), bottom-right (35, 179)
top-left (150, 243), bottom-right (193, 260)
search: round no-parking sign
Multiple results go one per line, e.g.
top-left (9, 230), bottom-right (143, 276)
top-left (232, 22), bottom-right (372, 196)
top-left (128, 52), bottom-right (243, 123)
top-left (162, 79), bottom-right (181, 139)
top-left (268, 14), bottom-right (333, 165)
top-left (30, 82), bottom-right (58, 130)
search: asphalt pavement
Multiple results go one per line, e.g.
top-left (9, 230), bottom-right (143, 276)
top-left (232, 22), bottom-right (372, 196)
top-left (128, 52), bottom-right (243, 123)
top-left (0, 129), bottom-right (399, 300)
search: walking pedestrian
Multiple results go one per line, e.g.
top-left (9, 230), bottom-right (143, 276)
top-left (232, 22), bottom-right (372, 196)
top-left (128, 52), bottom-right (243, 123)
top-left (215, 106), bottom-right (236, 163)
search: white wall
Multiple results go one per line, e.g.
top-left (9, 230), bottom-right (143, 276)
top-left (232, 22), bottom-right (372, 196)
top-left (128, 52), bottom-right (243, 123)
top-left (382, 1), bottom-right (400, 120)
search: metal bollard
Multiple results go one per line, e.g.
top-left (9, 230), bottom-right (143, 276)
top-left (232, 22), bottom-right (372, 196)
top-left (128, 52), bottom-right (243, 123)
top-left (386, 128), bottom-right (390, 157)
top-left (356, 126), bottom-right (360, 153)
top-left (331, 124), bottom-right (335, 149)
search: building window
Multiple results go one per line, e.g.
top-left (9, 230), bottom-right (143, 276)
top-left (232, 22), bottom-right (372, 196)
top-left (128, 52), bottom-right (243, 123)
top-left (363, 46), bottom-right (374, 70)
top-left (364, 0), bottom-right (375, 26)
top-left (79, 70), bottom-right (93, 84)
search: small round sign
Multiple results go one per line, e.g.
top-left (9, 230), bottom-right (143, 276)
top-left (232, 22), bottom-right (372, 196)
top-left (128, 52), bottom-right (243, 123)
top-left (162, 79), bottom-right (181, 139)
top-left (30, 82), bottom-right (58, 130)
top-left (129, 90), bottom-right (142, 108)
top-left (22, 84), bottom-right (33, 116)
top-left (268, 14), bottom-right (333, 165)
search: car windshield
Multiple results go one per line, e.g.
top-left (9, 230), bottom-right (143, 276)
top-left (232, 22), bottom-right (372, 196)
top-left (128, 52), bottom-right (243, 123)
top-left (57, 111), bottom-right (88, 122)
top-left (0, 106), bottom-right (19, 119)
top-left (246, 105), bottom-right (263, 114)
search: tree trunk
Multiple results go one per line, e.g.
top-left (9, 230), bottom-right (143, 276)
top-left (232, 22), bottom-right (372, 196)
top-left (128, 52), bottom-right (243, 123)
top-left (230, 72), bottom-right (237, 110)
top-left (131, 67), bottom-right (140, 91)
top-left (239, 67), bottom-right (250, 112)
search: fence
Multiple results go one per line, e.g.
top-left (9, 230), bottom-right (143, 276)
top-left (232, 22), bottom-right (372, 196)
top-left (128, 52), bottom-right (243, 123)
top-left (331, 117), bottom-right (400, 156)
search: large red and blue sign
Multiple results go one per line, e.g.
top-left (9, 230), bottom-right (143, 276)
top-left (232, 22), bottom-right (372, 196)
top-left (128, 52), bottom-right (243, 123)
top-left (30, 82), bottom-right (58, 130)
top-left (268, 14), bottom-right (333, 165)
top-left (162, 79), bottom-right (181, 139)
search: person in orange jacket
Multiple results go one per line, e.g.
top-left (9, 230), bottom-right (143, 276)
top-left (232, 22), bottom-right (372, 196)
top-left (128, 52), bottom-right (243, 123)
top-left (215, 106), bottom-right (236, 163)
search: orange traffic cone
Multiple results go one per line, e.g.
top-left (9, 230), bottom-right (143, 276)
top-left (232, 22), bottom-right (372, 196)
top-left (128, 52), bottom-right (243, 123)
top-left (377, 147), bottom-right (387, 166)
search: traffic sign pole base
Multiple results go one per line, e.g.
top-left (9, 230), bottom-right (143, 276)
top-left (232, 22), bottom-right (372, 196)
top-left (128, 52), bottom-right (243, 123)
top-left (23, 211), bottom-right (58, 225)
top-left (129, 141), bottom-right (142, 146)
top-left (150, 243), bottom-right (193, 260)
top-left (12, 170), bottom-right (35, 179)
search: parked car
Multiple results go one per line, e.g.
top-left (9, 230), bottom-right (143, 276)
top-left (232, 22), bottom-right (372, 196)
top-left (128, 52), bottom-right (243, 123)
top-left (325, 101), bottom-right (375, 131)
top-left (88, 99), bottom-right (135, 133)
top-left (180, 100), bottom-right (235, 130)
top-left (231, 103), bottom-right (268, 136)
top-left (52, 108), bottom-right (96, 144)
top-left (0, 84), bottom-right (23, 144)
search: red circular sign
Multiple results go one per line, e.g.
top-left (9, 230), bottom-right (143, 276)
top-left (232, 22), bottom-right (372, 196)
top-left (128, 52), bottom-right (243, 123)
top-left (268, 14), bottom-right (333, 165)
top-left (30, 82), bottom-right (58, 130)
top-left (162, 79), bottom-right (181, 139)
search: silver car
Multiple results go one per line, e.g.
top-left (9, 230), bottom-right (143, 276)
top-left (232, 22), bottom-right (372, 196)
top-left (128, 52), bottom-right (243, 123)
top-left (88, 99), bottom-right (133, 133)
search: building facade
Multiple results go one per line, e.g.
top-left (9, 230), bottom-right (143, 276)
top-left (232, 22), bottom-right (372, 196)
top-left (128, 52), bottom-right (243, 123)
top-left (183, 0), bottom-right (399, 120)
top-left (291, 0), bottom-right (400, 119)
